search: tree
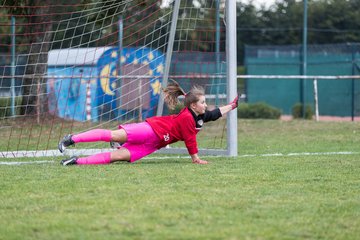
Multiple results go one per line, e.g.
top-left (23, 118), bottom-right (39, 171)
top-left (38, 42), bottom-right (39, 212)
top-left (2, 0), bottom-right (53, 115)
top-left (309, 0), bottom-right (360, 43)
top-left (236, 0), bottom-right (360, 64)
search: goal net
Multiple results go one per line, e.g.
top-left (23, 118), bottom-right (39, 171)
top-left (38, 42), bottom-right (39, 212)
top-left (0, 0), bottom-right (237, 159)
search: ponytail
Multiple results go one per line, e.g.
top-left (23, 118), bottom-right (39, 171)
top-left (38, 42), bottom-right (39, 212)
top-left (163, 79), bottom-right (186, 110)
top-left (163, 79), bottom-right (205, 110)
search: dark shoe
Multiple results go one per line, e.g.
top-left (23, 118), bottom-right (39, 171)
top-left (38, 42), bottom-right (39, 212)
top-left (58, 134), bottom-right (75, 153)
top-left (60, 156), bottom-right (78, 166)
top-left (110, 141), bottom-right (122, 149)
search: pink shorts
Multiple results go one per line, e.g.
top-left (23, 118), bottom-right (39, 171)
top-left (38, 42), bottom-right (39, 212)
top-left (118, 122), bottom-right (161, 162)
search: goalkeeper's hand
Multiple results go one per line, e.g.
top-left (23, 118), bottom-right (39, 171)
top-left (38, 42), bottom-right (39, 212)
top-left (191, 154), bottom-right (208, 164)
top-left (192, 158), bottom-right (208, 164)
top-left (230, 94), bottom-right (239, 110)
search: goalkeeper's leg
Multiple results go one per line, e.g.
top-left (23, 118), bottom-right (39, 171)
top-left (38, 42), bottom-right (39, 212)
top-left (60, 148), bottom-right (131, 166)
top-left (58, 129), bottom-right (127, 153)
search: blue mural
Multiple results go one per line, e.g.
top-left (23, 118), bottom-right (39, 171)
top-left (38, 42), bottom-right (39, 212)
top-left (47, 66), bottom-right (98, 122)
top-left (97, 47), bottom-right (164, 120)
top-left (47, 47), bottom-right (164, 122)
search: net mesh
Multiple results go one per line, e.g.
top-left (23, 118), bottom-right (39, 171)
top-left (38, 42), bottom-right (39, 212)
top-left (0, 0), bottom-right (229, 157)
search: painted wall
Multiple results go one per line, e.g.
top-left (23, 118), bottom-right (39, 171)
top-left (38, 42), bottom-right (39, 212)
top-left (47, 47), bottom-right (164, 122)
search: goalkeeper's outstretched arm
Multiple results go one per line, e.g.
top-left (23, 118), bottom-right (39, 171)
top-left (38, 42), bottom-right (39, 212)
top-left (219, 95), bottom-right (239, 116)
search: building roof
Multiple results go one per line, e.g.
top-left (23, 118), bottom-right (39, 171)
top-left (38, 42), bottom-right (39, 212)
top-left (48, 47), bottom-right (112, 66)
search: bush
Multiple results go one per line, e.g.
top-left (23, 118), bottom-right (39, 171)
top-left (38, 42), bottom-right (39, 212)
top-left (292, 103), bottom-right (313, 120)
top-left (238, 102), bottom-right (281, 119)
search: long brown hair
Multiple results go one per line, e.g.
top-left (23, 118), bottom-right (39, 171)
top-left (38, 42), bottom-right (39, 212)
top-left (163, 79), bottom-right (205, 110)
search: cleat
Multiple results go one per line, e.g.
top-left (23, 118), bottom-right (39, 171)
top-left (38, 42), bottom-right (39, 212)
top-left (110, 141), bottom-right (122, 149)
top-left (58, 134), bottom-right (75, 153)
top-left (60, 156), bottom-right (78, 166)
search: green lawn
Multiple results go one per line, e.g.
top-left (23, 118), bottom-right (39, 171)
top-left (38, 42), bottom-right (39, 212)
top-left (1, 119), bottom-right (360, 239)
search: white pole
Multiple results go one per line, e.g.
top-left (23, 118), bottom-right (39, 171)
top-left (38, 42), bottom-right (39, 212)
top-left (313, 78), bottom-right (319, 121)
top-left (156, 0), bottom-right (181, 116)
top-left (226, 0), bottom-right (238, 156)
top-left (11, 16), bottom-right (16, 116)
top-left (138, 80), bottom-right (142, 121)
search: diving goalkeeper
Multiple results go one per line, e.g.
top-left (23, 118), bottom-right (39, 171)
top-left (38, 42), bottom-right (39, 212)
top-left (59, 80), bottom-right (238, 165)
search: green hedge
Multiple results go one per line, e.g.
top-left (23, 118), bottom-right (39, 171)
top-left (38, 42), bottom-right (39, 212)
top-left (238, 102), bottom-right (281, 119)
top-left (292, 103), bottom-right (314, 120)
top-left (169, 101), bottom-right (282, 120)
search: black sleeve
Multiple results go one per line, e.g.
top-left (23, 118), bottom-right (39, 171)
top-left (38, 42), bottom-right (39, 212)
top-left (202, 108), bottom-right (222, 122)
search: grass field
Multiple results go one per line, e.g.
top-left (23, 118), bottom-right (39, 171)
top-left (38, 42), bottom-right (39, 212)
top-left (1, 119), bottom-right (360, 239)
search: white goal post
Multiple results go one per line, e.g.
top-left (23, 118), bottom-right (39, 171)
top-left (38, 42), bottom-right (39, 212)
top-left (157, 0), bottom-right (238, 157)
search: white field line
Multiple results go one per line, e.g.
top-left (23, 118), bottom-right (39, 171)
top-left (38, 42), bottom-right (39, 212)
top-left (0, 160), bottom-right (55, 165)
top-left (0, 151), bottom-right (359, 165)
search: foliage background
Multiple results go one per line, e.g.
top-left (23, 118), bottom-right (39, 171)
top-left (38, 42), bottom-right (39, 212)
top-left (2, 0), bottom-right (360, 61)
